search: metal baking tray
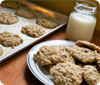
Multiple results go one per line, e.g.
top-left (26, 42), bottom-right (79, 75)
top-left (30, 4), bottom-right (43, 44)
top-left (0, 0), bottom-right (68, 63)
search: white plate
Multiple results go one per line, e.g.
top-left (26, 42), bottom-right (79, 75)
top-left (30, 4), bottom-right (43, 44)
top-left (27, 40), bottom-right (75, 85)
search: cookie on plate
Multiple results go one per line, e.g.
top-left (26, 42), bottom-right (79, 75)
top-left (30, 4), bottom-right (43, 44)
top-left (15, 8), bottom-right (36, 19)
top-left (67, 46), bottom-right (98, 64)
top-left (1, 1), bottom-right (21, 9)
top-left (0, 31), bottom-right (23, 47)
top-left (76, 40), bottom-right (100, 53)
top-left (36, 17), bottom-right (59, 29)
top-left (0, 46), bottom-right (3, 56)
top-left (59, 45), bottom-right (76, 64)
top-left (21, 25), bottom-right (46, 38)
top-left (83, 65), bottom-right (100, 85)
top-left (0, 12), bottom-right (19, 25)
top-left (95, 53), bottom-right (100, 68)
top-left (50, 62), bottom-right (83, 85)
top-left (34, 45), bottom-right (62, 65)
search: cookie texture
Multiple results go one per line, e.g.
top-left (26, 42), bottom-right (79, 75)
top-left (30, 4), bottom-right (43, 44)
top-left (15, 8), bottom-right (36, 19)
top-left (50, 62), bottom-right (83, 85)
top-left (67, 46), bottom-right (97, 64)
top-left (0, 12), bottom-right (19, 25)
top-left (0, 31), bottom-right (23, 47)
top-left (83, 65), bottom-right (100, 85)
top-left (96, 53), bottom-right (100, 68)
top-left (34, 45), bottom-right (62, 65)
top-left (36, 17), bottom-right (59, 29)
top-left (21, 25), bottom-right (46, 38)
top-left (76, 40), bottom-right (100, 53)
top-left (0, 46), bottom-right (3, 56)
top-left (1, 1), bottom-right (21, 9)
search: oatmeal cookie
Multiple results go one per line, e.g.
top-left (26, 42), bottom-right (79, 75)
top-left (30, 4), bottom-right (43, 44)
top-left (0, 31), bottom-right (23, 47)
top-left (96, 53), bottom-right (100, 68)
top-left (59, 45), bottom-right (76, 63)
top-left (21, 25), bottom-right (46, 38)
top-left (50, 62), bottom-right (83, 85)
top-left (0, 46), bottom-right (3, 56)
top-left (0, 12), bottom-right (19, 25)
top-left (33, 45), bottom-right (62, 65)
top-left (76, 40), bottom-right (100, 53)
top-left (36, 17), bottom-right (59, 29)
top-left (67, 46), bottom-right (97, 64)
top-left (83, 65), bottom-right (100, 85)
top-left (1, 1), bottom-right (21, 9)
top-left (15, 8), bottom-right (36, 19)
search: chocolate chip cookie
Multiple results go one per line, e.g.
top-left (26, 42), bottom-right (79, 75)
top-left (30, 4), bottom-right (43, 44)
top-left (1, 1), bottom-right (21, 9)
top-left (21, 25), bottom-right (46, 38)
top-left (15, 8), bottom-right (36, 19)
top-left (0, 12), bottom-right (19, 25)
top-left (0, 31), bottom-right (23, 47)
top-left (36, 17), bottom-right (59, 29)
top-left (0, 46), bottom-right (3, 56)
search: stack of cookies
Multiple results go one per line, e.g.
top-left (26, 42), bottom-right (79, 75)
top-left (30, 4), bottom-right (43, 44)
top-left (33, 40), bottom-right (100, 85)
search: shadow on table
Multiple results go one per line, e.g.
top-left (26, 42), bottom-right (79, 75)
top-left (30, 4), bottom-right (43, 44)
top-left (24, 65), bottom-right (44, 85)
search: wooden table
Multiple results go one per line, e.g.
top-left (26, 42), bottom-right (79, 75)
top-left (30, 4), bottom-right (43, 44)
top-left (0, 25), bottom-right (100, 85)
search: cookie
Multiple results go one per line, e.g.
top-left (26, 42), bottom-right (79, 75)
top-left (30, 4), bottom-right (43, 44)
top-left (0, 31), bottom-right (23, 47)
top-left (0, 46), bottom-right (3, 56)
top-left (83, 65), bottom-right (100, 85)
top-left (0, 12), bottom-right (19, 25)
top-left (36, 17), bottom-right (59, 29)
top-left (1, 1), bottom-right (21, 9)
top-left (96, 53), bottom-right (100, 68)
top-left (67, 46), bottom-right (98, 64)
top-left (15, 8), bottom-right (36, 19)
top-left (59, 45), bottom-right (76, 64)
top-left (21, 25), bottom-right (46, 38)
top-left (50, 62), bottom-right (83, 85)
top-left (76, 40), bottom-right (100, 53)
top-left (33, 45), bottom-right (62, 65)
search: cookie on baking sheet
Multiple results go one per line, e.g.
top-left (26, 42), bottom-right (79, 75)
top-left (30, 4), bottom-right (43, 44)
top-left (67, 46), bottom-right (98, 64)
top-left (15, 8), bottom-right (36, 19)
top-left (1, 1), bottom-right (21, 9)
top-left (36, 17), bottom-right (59, 29)
top-left (0, 46), bottom-right (3, 56)
top-left (76, 40), bottom-right (100, 53)
top-left (0, 12), bottom-right (19, 25)
top-left (0, 31), bottom-right (23, 47)
top-left (83, 65), bottom-right (100, 85)
top-left (21, 25), bottom-right (46, 38)
top-left (50, 62), bottom-right (83, 85)
top-left (33, 45), bottom-right (62, 65)
top-left (96, 53), bottom-right (100, 68)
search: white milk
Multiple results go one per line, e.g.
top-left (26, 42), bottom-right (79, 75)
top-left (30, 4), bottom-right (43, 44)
top-left (66, 12), bottom-right (96, 41)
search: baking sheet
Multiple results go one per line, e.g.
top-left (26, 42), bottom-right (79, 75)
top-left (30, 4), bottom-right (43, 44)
top-left (0, 0), bottom-right (68, 62)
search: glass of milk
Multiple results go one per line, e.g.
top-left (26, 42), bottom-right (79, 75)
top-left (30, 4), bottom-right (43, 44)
top-left (66, 0), bottom-right (97, 41)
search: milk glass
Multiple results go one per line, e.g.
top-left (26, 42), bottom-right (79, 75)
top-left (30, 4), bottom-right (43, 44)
top-left (66, 1), bottom-right (97, 41)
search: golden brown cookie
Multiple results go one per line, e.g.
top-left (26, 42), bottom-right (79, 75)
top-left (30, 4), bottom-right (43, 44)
top-left (36, 17), bottom-right (59, 29)
top-left (0, 31), bottom-right (23, 47)
top-left (0, 46), bottom-right (3, 56)
top-left (76, 40), bottom-right (100, 53)
top-left (67, 46), bottom-right (98, 64)
top-left (1, 1), bottom-right (21, 9)
top-left (50, 62), bottom-right (83, 85)
top-left (21, 25), bottom-right (46, 38)
top-left (95, 53), bottom-right (100, 68)
top-left (0, 12), bottom-right (19, 25)
top-left (83, 65), bottom-right (100, 85)
top-left (34, 45), bottom-right (62, 65)
top-left (15, 8), bottom-right (36, 19)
